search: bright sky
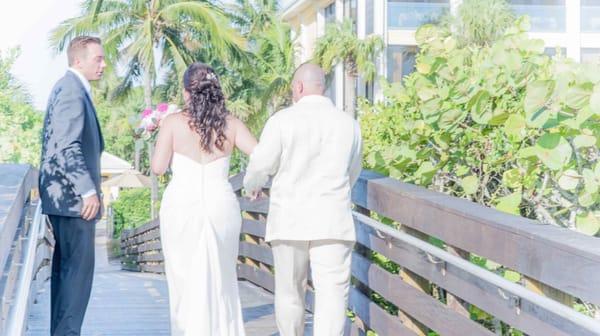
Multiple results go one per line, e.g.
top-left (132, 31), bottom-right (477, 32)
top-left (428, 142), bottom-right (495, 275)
top-left (0, 0), bottom-right (81, 110)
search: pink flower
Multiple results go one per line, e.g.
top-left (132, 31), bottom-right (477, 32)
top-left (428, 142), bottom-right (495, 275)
top-left (157, 103), bottom-right (169, 113)
top-left (142, 108), bottom-right (152, 118)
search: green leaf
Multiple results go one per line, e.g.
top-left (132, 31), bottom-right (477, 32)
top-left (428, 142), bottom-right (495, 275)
top-left (590, 85), bottom-right (600, 116)
top-left (438, 109), bottom-right (467, 129)
top-left (485, 260), bottom-right (501, 271)
top-left (579, 191), bottom-right (597, 207)
top-left (415, 162), bottom-right (437, 185)
top-left (503, 270), bottom-right (521, 283)
top-left (461, 175), bottom-right (479, 195)
top-left (558, 170), bottom-right (580, 191)
top-left (518, 146), bottom-right (538, 159)
top-left (468, 90), bottom-right (493, 125)
top-left (524, 80), bottom-right (555, 128)
top-left (495, 191), bottom-right (522, 215)
top-left (416, 61), bottom-right (432, 75)
top-left (504, 114), bottom-right (526, 141)
top-left (594, 162), bottom-right (600, 178)
top-left (576, 212), bottom-right (600, 236)
top-left (455, 165), bottom-right (469, 177)
top-left (573, 134), bottom-right (597, 149)
top-left (417, 87), bottom-right (437, 102)
top-left (534, 134), bottom-right (572, 171)
top-left (564, 85), bottom-right (591, 110)
top-left (583, 168), bottom-right (599, 194)
top-left (502, 169), bottom-right (522, 189)
top-left (563, 106), bottom-right (594, 129)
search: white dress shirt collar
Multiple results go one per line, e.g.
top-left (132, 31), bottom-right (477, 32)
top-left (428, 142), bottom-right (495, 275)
top-left (295, 94), bottom-right (334, 106)
top-left (68, 67), bottom-right (92, 96)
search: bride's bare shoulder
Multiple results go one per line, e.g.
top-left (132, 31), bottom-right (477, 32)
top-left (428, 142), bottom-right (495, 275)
top-left (226, 114), bottom-right (247, 131)
top-left (162, 111), bottom-right (188, 128)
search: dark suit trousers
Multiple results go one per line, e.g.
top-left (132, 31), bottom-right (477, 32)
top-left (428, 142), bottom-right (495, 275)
top-left (48, 215), bottom-right (96, 336)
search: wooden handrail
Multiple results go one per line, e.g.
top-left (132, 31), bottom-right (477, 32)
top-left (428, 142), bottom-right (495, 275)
top-left (0, 164), bottom-right (53, 334)
top-left (120, 170), bottom-right (600, 335)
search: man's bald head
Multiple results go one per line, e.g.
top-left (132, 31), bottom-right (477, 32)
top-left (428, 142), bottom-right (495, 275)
top-left (291, 63), bottom-right (326, 102)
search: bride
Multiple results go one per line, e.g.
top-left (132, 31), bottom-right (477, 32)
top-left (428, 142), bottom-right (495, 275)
top-left (151, 62), bottom-right (257, 335)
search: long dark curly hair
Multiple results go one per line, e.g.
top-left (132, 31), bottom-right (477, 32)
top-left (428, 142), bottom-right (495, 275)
top-left (183, 62), bottom-right (229, 153)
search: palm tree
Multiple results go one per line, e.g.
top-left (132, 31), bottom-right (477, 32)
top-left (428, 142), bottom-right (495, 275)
top-left (253, 20), bottom-right (296, 114)
top-left (226, 0), bottom-right (278, 36)
top-left (218, 0), bottom-right (296, 129)
top-left (312, 19), bottom-right (384, 116)
top-left (51, 0), bottom-right (245, 107)
top-left (50, 0), bottom-right (246, 219)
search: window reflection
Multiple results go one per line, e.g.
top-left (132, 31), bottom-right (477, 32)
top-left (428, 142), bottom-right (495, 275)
top-left (387, 45), bottom-right (417, 82)
top-left (510, 0), bottom-right (565, 32)
top-left (582, 0), bottom-right (600, 32)
top-left (387, 0), bottom-right (449, 29)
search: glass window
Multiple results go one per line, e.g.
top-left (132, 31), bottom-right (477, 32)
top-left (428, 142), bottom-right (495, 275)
top-left (509, 0), bottom-right (565, 32)
top-left (366, 0), bottom-right (375, 35)
top-left (324, 2), bottom-right (336, 24)
top-left (387, 0), bottom-right (449, 29)
top-left (344, 0), bottom-right (358, 31)
top-left (581, 48), bottom-right (600, 64)
top-left (365, 81), bottom-right (375, 102)
top-left (544, 47), bottom-right (566, 57)
top-left (387, 45), bottom-right (417, 82)
top-left (324, 72), bottom-right (337, 104)
top-left (582, 0), bottom-right (600, 32)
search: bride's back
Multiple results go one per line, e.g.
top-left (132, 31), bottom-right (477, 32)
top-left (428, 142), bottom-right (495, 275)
top-left (151, 62), bottom-right (256, 179)
top-left (168, 112), bottom-right (235, 164)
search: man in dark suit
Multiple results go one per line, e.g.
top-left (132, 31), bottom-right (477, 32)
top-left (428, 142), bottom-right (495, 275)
top-left (39, 36), bottom-right (106, 335)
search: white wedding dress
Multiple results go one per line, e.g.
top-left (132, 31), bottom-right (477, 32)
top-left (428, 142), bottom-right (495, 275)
top-left (159, 152), bottom-right (245, 336)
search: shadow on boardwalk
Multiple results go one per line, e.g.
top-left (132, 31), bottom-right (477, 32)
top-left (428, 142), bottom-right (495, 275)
top-left (26, 220), bottom-right (312, 335)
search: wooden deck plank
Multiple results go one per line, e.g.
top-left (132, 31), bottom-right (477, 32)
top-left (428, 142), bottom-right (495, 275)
top-left (26, 221), bottom-right (312, 335)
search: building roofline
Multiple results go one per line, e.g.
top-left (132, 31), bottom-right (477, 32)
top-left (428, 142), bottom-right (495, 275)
top-left (281, 0), bottom-right (313, 21)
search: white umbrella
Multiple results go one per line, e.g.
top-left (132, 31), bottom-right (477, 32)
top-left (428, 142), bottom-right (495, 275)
top-left (102, 170), bottom-right (151, 188)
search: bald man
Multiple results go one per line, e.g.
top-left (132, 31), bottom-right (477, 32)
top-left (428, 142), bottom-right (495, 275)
top-left (244, 63), bottom-right (362, 336)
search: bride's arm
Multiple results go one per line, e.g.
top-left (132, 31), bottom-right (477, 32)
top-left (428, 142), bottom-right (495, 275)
top-left (231, 116), bottom-right (257, 156)
top-left (151, 117), bottom-right (174, 175)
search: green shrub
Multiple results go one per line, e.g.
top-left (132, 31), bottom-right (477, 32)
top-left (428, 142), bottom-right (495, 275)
top-left (111, 188), bottom-right (152, 238)
top-left (361, 15), bottom-right (600, 235)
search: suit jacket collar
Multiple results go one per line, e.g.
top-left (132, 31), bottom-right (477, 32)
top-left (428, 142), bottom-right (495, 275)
top-left (65, 71), bottom-right (105, 152)
top-left (295, 95), bottom-right (335, 107)
top-left (68, 68), bottom-right (92, 96)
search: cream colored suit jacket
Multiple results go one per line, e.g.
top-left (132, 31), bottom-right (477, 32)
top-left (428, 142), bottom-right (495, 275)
top-left (243, 95), bottom-right (362, 242)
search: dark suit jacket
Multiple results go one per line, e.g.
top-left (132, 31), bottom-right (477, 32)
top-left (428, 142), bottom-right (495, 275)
top-left (39, 71), bottom-right (104, 218)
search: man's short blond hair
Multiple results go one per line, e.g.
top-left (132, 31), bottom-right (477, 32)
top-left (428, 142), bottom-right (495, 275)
top-left (67, 36), bottom-right (102, 66)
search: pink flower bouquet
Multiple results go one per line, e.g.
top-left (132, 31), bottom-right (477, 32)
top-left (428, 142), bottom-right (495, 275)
top-left (134, 103), bottom-right (180, 141)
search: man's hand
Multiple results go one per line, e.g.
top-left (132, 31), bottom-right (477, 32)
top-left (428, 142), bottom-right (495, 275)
top-left (249, 190), bottom-right (260, 201)
top-left (81, 194), bottom-right (101, 220)
top-left (244, 189), bottom-right (261, 201)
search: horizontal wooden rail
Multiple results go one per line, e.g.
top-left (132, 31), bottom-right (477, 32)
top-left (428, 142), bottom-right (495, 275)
top-left (121, 170), bottom-right (600, 335)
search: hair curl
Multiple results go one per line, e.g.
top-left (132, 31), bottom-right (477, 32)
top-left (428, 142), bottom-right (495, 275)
top-left (183, 62), bottom-right (229, 153)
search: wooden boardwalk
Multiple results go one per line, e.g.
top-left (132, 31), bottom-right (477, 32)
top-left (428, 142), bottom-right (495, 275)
top-left (26, 221), bottom-right (312, 335)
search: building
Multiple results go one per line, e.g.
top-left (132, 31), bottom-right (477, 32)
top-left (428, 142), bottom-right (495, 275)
top-left (281, 0), bottom-right (600, 109)
top-left (100, 152), bottom-right (134, 216)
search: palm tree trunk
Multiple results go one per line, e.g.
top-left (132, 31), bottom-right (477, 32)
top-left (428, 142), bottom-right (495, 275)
top-left (144, 68), bottom-right (153, 108)
top-left (344, 70), bottom-right (357, 118)
top-left (148, 141), bottom-right (159, 219)
top-left (143, 67), bottom-right (159, 219)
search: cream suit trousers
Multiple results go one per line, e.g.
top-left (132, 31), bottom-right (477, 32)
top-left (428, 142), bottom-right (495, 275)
top-left (271, 239), bottom-right (354, 336)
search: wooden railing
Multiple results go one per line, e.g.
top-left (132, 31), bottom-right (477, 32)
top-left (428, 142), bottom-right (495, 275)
top-left (120, 218), bottom-right (163, 273)
top-left (121, 171), bottom-right (600, 335)
top-left (0, 164), bottom-right (54, 334)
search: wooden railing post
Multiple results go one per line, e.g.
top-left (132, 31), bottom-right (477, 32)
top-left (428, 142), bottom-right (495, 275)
top-left (397, 226), bottom-right (430, 336)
